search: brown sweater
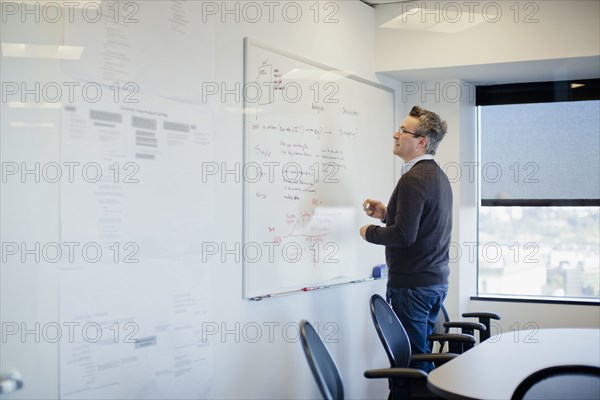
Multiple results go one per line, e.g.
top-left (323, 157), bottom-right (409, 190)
top-left (365, 159), bottom-right (452, 288)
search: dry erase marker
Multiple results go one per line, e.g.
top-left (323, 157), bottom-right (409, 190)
top-left (303, 286), bottom-right (319, 291)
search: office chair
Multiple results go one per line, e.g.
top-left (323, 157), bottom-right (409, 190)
top-left (428, 304), bottom-right (478, 354)
top-left (461, 310), bottom-right (501, 342)
top-left (511, 365), bottom-right (600, 400)
top-left (299, 320), bottom-right (344, 400)
top-left (366, 294), bottom-right (457, 399)
top-left (432, 306), bottom-right (502, 352)
top-left (299, 320), bottom-right (429, 400)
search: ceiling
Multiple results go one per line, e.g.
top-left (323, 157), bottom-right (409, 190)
top-left (360, 0), bottom-right (409, 6)
top-left (358, 0), bottom-right (600, 84)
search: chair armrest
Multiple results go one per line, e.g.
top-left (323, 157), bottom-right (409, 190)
top-left (411, 353), bottom-right (457, 366)
top-left (462, 312), bottom-right (501, 342)
top-left (428, 333), bottom-right (476, 354)
top-left (427, 333), bottom-right (476, 344)
top-left (444, 321), bottom-right (486, 332)
top-left (364, 368), bottom-right (427, 380)
top-left (462, 312), bottom-right (501, 320)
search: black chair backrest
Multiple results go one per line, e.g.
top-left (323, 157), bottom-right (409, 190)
top-left (299, 320), bottom-right (344, 400)
top-left (369, 294), bottom-right (411, 368)
top-left (511, 365), bottom-right (600, 400)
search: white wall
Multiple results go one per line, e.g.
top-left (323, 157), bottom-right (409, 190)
top-left (398, 80), bottom-right (478, 319)
top-left (0, 1), bottom-right (403, 399)
top-left (195, 1), bottom-right (403, 399)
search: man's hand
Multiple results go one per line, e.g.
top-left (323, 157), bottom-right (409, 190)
top-left (360, 224), bottom-right (370, 240)
top-left (363, 198), bottom-right (386, 220)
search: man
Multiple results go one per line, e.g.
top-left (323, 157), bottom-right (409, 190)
top-left (359, 105), bottom-right (452, 373)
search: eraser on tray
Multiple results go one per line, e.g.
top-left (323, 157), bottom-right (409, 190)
top-left (372, 264), bottom-right (388, 279)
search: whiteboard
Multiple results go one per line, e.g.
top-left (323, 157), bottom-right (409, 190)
top-left (243, 38), bottom-right (395, 299)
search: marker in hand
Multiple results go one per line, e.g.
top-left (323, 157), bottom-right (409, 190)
top-left (363, 200), bottom-right (373, 216)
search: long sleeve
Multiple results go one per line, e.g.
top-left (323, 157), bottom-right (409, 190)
top-left (362, 160), bottom-right (452, 288)
top-left (365, 173), bottom-right (426, 247)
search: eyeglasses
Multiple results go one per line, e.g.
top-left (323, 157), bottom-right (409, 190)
top-left (397, 128), bottom-right (424, 138)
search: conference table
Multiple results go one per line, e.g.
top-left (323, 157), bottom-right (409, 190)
top-left (427, 328), bottom-right (600, 400)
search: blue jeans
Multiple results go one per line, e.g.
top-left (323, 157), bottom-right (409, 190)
top-left (386, 284), bottom-right (448, 373)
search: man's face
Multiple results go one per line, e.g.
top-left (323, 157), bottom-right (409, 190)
top-left (393, 115), bottom-right (424, 162)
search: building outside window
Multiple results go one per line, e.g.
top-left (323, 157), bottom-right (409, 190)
top-left (477, 81), bottom-right (599, 302)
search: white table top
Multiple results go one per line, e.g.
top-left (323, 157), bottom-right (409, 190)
top-left (427, 328), bottom-right (600, 400)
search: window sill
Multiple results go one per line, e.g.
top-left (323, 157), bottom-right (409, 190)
top-left (471, 294), bottom-right (600, 306)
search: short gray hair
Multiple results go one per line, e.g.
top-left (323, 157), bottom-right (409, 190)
top-left (409, 106), bottom-right (448, 155)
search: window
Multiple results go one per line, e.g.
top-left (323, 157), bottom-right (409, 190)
top-left (476, 80), bottom-right (600, 302)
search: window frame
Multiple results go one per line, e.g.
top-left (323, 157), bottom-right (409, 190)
top-left (474, 79), bottom-right (600, 304)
